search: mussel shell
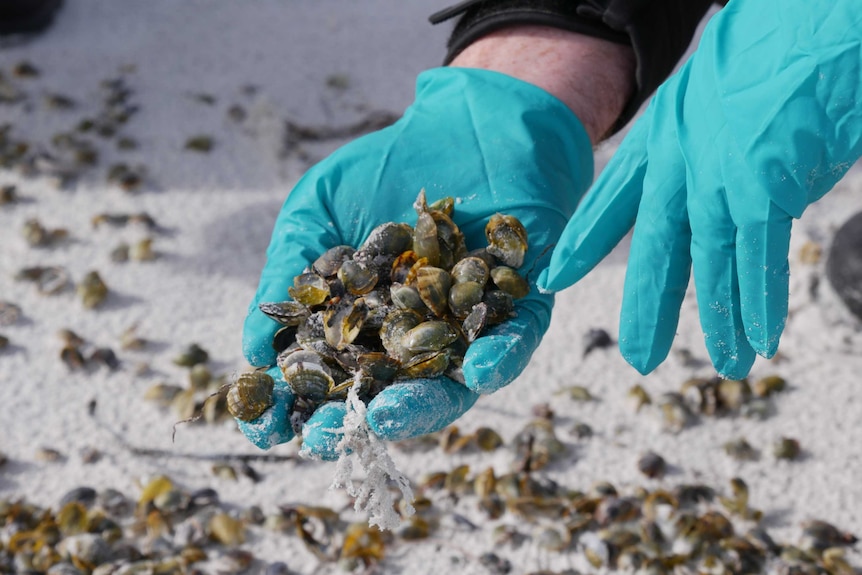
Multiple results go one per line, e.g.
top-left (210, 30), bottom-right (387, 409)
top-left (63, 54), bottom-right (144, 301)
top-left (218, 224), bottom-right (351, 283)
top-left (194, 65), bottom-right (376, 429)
top-left (0, 301), bottom-right (21, 326)
top-left (773, 437), bottom-right (800, 460)
top-left (341, 522), bottom-right (387, 563)
top-left (272, 325), bottom-right (298, 353)
top-left (402, 320), bottom-right (459, 354)
top-left (227, 372), bottom-right (275, 421)
top-left (752, 375), bottom-right (786, 397)
top-left (431, 211), bottom-right (466, 270)
top-left (356, 222), bottom-right (413, 258)
top-left (288, 273), bottom-right (330, 306)
top-left (466, 248), bottom-right (497, 270)
top-left (61, 345), bottom-right (86, 369)
top-left (357, 351), bottom-right (401, 380)
top-left (486, 213), bottom-right (528, 269)
top-left (380, 308), bottom-right (423, 360)
top-left (399, 350), bottom-right (450, 379)
top-left (323, 297), bottom-right (368, 350)
top-left (390, 282), bottom-right (429, 313)
top-left (451, 256), bottom-right (490, 286)
top-left (259, 301), bottom-right (310, 327)
top-left (312, 245), bottom-right (356, 277)
top-left (391, 250), bottom-right (420, 284)
top-left (327, 376), bottom-right (371, 401)
top-left (637, 451), bottom-right (667, 479)
top-left (416, 266), bottom-right (452, 317)
top-left (716, 378), bottom-right (751, 411)
top-left (800, 520), bottom-right (858, 552)
top-left (78, 271), bottom-right (109, 309)
top-left (490, 266), bottom-right (530, 299)
top-left (337, 260), bottom-right (378, 295)
top-left (473, 467), bottom-right (497, 498)
top-left (428, 195), bottom-right (454, 215)
top-left (483, 290), bottom-right (515, 324)
top-left (413, 211), bottom-right (440, 267)
top-left (295, 311), bottom-right (325, 347)
top-left (278, 347), bottom-right (328, 372)
top-left (284, 361), bottom-right (334, 403)
top-left (462, 302), bottom-right (488, 342)
top-left (360, 299), bottom-right (391, 330)
top-left (405, 256), bottom-right (429, 286)
top-left (448, 281), bottom-right (484, 319)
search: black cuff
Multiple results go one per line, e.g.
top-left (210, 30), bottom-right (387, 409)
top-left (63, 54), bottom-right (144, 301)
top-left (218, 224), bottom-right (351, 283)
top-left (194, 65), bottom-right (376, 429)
top-left (430, 0), bottom-right (715, 133)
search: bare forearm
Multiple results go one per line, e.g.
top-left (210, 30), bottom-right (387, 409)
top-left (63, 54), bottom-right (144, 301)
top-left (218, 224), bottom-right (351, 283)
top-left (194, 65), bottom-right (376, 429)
top-left (450, 26), bottom-right (635, 144)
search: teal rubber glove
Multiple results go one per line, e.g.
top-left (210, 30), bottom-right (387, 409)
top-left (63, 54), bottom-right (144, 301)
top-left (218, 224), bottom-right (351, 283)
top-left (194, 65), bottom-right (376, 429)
top-left (240, 67), bottom-right (593, 459)
top-left (539, 0), bottom-right (862, 379)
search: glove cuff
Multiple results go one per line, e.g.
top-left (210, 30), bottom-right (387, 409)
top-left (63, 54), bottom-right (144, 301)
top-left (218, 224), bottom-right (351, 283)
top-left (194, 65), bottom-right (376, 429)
top-left (430, 0), bottom-right (715, 133)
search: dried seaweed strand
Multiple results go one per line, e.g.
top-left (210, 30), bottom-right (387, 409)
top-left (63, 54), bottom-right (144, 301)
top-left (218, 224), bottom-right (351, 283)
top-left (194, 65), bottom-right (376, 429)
top-left (331, 373), bottom-right (415, 530)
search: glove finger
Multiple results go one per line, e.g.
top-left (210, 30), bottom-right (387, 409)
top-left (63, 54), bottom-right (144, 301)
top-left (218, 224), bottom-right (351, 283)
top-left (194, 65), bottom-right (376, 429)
top-left (688, 185), bottom-right (756, 379)
top-left (616, 110), bottom-right (692, 374)
top-left (367, 378), bottom-right (479, 441)
top-left (299, 401), bottom-right (346, 461)
top-left (618, 175), bottom-right (692, 375)
top-left (733, 201), bottom-right (793, 358)
top-left (299, 378), bottom-right (480, 458)
top-left (537, 111), bottom-right (652, 292)
top-left (463, 306), bottom-right (545, 394)
top-left (243, 180), bottom-right (342, 368)
top-left (235, 366), bottom-right (296, 449)
top-left (677, 71), bottom-right (757, 379)
top-left (719, 134), bottom-right (793, 360)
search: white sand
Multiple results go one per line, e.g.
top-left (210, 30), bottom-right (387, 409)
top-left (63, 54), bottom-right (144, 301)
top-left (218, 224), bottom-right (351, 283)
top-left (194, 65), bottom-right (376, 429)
top-left (0, 2), bottom-right (860, 573)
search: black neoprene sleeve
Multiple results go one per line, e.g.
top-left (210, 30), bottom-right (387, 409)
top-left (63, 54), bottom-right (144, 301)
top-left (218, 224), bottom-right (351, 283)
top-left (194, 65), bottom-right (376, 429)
top-left (430, 0), bottom-right (716, 132)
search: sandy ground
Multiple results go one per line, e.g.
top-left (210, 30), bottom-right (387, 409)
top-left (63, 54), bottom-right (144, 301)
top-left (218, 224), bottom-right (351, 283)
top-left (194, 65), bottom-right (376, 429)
top-left (0, 2), bottom-right (860, 574)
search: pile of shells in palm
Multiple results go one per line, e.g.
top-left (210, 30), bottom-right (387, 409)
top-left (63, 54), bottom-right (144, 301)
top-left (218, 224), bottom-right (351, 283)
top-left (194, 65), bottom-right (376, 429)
top-left (227, 190), bottom-right (532, 433)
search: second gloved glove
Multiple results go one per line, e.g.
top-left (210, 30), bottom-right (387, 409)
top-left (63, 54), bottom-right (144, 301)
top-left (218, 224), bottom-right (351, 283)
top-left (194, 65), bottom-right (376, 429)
top-left (539, 0), bottom-right (862, 379)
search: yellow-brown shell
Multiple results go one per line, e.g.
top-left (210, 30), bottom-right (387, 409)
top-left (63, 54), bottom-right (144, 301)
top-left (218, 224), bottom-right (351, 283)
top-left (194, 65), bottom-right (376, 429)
top-left (284, 361), bottom-right (334, 403)
top-left (448, 281), bottom-right (484, 319)
top-left (451, 256), bottom-right (490, 286)
top-left (227, 372), bottom-right (275, 421)
top-left (485, 213), bottom-right (528, 269)
top-left (380, 308), bottom-right (423, 361)
top-left (402, 320), bottom-right (458, 354)
top-left (288, 273), bottom-right (330, 306)
top-left (323, 297), bottom-right (368, 350)
top-left (337, 261), bottom-right (378, 295)
top-left (399, 349), bottom-right (450, 379)
top-left (490, 266), bottom-right (530, 299)
top-left (416, 266), bottom-right (452, 317)
top-left (77, 270), bottom-right (109, 309)
top-left (391, 250), bottom-right (420, 284)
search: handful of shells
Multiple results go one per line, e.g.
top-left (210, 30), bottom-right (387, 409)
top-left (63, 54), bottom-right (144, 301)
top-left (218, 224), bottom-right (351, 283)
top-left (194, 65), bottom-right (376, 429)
top-left (229, 190), bottom-right (531, 434)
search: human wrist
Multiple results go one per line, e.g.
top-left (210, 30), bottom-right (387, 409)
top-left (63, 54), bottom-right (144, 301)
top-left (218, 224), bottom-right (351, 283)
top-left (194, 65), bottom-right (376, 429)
top-left (449, 26), bottom-right (635, 144)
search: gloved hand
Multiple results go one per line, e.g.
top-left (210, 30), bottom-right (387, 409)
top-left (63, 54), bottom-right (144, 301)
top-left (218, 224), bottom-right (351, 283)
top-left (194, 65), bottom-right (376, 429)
top-left (239, 67), bottom-right (594, 459)
top-left (538, 0), bottom-right (862, 379)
